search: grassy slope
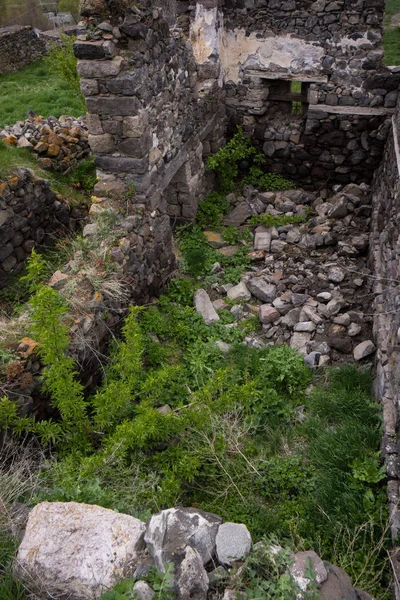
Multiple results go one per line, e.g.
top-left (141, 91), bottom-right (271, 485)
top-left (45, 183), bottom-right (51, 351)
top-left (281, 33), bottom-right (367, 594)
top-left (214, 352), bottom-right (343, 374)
top-left (0, 59), bottom-right (85, 128)
top-left (383, 0), bottom-right (400, 65)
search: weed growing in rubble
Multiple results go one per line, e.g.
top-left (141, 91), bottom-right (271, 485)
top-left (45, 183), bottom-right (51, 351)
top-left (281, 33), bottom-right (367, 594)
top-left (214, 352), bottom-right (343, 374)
top-left (241, 167), bottom-right (294, 192)
top-left (177, 226), bottom-right (251, 283)
top-left (206, 127), bottom-right (294, 196)
top-left (196, 192), bottom-right (230, 228)
top-left (206, 127), bottom-right (258, 193)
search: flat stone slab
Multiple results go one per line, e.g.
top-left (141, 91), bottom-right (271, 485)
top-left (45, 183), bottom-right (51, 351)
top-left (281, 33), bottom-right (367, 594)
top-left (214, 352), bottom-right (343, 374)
top-left (194, 289), bottom-right (220, 325)
top-left (254, 227), bottom-right (271, 251)
top-left (353, 340), bottom-right (376, 360)
top-left (227, 282), bottom-right (251, 302)
top-left (222, 202), bottom-right (252, 226)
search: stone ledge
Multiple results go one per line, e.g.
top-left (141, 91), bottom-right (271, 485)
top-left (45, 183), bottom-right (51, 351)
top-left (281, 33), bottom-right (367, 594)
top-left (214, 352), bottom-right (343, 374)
top-left (309, 104), bottom-right (396, 116)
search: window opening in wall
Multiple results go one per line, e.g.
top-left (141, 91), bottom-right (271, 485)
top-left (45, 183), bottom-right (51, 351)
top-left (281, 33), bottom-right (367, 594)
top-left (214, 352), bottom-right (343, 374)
top-left (267, 80), bottom-right (310, 116)
top-left (291, 81), bottom-right (303, 115)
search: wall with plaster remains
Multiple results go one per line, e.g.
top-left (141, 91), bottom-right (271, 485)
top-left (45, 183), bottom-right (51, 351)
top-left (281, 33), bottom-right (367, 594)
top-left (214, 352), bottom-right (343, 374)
top-left (182, 0), bottom-right (400, 186)
top-left (74, 4), bottom-right (225, 217)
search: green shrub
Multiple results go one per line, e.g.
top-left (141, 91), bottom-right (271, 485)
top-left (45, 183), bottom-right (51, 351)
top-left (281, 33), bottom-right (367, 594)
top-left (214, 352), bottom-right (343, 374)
top-left (242, 166), bottom-right (294, 192)
top-left (44, 35), bottom-right (82, 98)
top-left (248, 212), bottom-right (310, 228)
top-left (206, 128), bottom-right (258, 192)
top-left (196, 192), bottom-right (230, 229)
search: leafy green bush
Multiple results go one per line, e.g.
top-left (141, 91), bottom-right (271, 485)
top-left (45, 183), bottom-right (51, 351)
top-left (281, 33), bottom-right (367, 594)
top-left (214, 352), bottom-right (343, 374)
top-left (242, 166), bottom-right (294, 192)
top-left (206, 128), bottom-right (258, 192)
top-left (0, 250), bottom-right (390, 598)
top-left (44, 35), bottom-right (82, 99)
top-left (248, 212), bottom-right (309, 228)
top-left (197, 192), bottom-right (229, 229)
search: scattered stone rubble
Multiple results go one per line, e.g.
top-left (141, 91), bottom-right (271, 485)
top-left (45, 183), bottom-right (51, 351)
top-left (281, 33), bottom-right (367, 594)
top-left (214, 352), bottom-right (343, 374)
top-left (0, 114), bottom-right (89, 173)
top-left (195, 182), bottom-right (376, 366)
top-left (14, 502), bottom-right (374, 600)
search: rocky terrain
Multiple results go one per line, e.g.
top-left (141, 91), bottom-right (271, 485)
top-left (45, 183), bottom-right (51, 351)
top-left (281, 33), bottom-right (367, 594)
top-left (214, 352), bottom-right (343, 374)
top-left (0, 114), bottom-right (89, 172)
top-left (194, 182), bottom-right (375, 368)
top-left (14, 502), bottom-right (374, 600)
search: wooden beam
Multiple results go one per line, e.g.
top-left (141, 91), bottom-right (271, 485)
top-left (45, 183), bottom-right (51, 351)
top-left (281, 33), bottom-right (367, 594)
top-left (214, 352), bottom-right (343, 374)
top-left (245, 69), bottom-right (328, 83)
top-left (308, 104), bottom-right (396, 116)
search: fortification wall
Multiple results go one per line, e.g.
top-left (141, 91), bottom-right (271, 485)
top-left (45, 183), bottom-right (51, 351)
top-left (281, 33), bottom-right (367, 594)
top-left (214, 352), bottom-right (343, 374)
top-left (0, 26), bottom-right (46, 74)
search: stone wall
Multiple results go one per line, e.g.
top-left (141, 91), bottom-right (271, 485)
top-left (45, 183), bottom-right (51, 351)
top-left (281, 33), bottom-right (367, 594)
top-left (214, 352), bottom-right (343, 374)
top-left (370, 108), bottom-right (400, 597)
top-left (184, 0), bottom-right (400, 187)
top-left (0, 169), bottom-right (81, 287)
top-left (0, 26), bottom-right (46, 74)
top-left (74, 5), bottom-right (226, 218)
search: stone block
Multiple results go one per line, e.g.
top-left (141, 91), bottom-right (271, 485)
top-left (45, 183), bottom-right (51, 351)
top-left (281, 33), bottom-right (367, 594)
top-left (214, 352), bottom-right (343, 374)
top-left (86, 96), bottom-right (141, 116)
top-left (80, 79), bottom-right (99, 96)
top-left (74, 41), bottom-right (105, 60)
top-left (119, 135), bottom-right (152, 158)
top-left (123, 113), bottom-right (149, 137)
top-left (94, 155), bottom-right (149, 174)
top-left (86, 114), bottom-right (104, 135)
top-left (77, 56), bottom-right (124, 79)
top-left (88, 134), bottom-right (115, 154)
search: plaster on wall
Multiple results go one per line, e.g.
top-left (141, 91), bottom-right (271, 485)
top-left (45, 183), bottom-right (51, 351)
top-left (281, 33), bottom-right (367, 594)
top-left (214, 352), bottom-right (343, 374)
top-left (190, 4), bottom-right (222, 64)
top-left (220, 29), bottom-right (325, 83)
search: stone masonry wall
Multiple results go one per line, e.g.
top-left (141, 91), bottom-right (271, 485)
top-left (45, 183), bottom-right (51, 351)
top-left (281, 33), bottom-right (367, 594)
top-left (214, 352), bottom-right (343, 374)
top-left (74, 4), bottom-right (226, 218)
top-left (0, 26), bottom-right (46, 74)
top-left (186, 0), bottom-right (400, 187)
top-left (370, 107), bottom-right (400, 597)
top-left (0, 169), bottom-right (81, 287)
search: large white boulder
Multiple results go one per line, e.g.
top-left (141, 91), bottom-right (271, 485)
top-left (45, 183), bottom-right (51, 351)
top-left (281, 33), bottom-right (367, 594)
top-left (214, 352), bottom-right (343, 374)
top-left (145, 507), bottom-right (221, 570)
top-left (14, 501), bottom-right (146, 599)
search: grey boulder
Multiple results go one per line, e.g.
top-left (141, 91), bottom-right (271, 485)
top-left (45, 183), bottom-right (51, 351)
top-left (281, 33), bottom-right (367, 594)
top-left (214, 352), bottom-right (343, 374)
top-left (14, 502), bottom-right (145, 600)
top-left (215, 522), bottom-right (252, 565)
top-left (145, 508), bottom-right (222, 570)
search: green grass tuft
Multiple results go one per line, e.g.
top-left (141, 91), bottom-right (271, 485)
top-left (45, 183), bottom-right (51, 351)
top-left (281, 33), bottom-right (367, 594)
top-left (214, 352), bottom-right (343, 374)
top-left (0, 59), bottom-right (85, 128)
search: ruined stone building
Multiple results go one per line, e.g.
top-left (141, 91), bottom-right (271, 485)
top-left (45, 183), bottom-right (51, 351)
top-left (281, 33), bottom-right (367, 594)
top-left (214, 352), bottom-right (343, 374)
top-left (71, 2), bottom-right (400, 583)
top-left (76, 0), bottom-right (398, 209)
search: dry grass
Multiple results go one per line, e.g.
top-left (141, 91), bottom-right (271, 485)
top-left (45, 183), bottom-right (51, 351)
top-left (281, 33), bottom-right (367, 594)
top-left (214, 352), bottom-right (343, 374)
top-left (0, 436), bottom-right (43, 532)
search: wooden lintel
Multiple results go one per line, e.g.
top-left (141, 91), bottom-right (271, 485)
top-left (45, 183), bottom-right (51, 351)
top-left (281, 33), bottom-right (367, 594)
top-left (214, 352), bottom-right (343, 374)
top-left (246, 69), bottom-right (328, 83)
top-left (308, 104), bottom-right (396, 116)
